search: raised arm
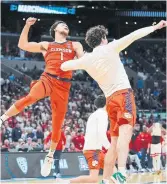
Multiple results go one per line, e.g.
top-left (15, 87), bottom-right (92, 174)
top-left (18, 17), bottom-right (49, 53)
top-left (113, 20), bottom-right (167, 52)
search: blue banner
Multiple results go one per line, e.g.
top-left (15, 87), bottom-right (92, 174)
top-left (10, 4), bottom-right (76, 15)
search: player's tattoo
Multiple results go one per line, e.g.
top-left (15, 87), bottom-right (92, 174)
top-left (40, 44), bottom-right (47, 51)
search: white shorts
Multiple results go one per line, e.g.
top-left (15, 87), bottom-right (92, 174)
top-left (150, 143), bottom-right (161, 157)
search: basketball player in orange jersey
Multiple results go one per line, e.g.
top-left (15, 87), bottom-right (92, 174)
top-left (0, 17), bottom-right (84, 176)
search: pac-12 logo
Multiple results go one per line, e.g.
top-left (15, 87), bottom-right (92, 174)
top-left (16, 157), bottom-right (28, 174)
top-left (78, 156), bottom-right (89, 171)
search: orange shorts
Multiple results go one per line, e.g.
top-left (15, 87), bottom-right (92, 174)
top-left (106, 88), bottom-right (136, 137)
top-left (83, 150), bottom-right (105, 170)
top-left (15, 72), bottom-right (71, 143)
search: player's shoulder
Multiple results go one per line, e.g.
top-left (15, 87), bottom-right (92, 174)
top-left (96, 108), bottom-right (108, 117)
top-left (72, 41), bottom-right (82, 49)
top-left (107, 39), bottom-right (118, 47)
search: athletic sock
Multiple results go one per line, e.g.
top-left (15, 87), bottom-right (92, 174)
top-left (1, 114), bottom-right (9, 122)
top-left (118, 167), bottom-right (127, 177)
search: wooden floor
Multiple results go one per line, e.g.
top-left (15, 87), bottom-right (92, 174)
top-left (1, 171), bottom-right (167, 184)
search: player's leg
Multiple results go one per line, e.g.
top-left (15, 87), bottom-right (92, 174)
top-left (0, 80), bottom-right (49, 127)
top-left (103, 136), bottom-right (118, 181)
top-left (110, 90), bottom-right (136, 183)
top-left (133, 154), bottom-right (142, 171)
top-left (41, 88), bottom-right (69, 177)
top-left (117, 124), bottom-right (133, 176)
top-left (102, 97), bottom-right (119, 184)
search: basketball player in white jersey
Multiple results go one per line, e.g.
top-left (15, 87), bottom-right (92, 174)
top-left (147, 122), bottom-right (166, 175)
top-left (56, 95), bottom-right (115, 183)
top-left (61, 20), bottom-right (167, 183)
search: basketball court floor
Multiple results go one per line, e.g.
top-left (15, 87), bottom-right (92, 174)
top-left (1, 171), bottom-right (167, 184)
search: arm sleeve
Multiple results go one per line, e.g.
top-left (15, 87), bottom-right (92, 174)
top-left (97, 112), bottom-right (111, 150)
top-left (61, 56), bottom-right (87, 71)
top-left (111, 26), bottom-right (155, 52)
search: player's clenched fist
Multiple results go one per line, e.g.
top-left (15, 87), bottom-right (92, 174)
top-left (26, 17), bottom-right (37, 26)
top-left (153, 20), bottom-right (167, 30)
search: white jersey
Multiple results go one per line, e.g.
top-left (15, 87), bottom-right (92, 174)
top-left (152, 123), bottom-right (161, 136)
top-left (61, 26), bottom-right (155, 97)
top-left (83, 108), bottom-right (110, 151)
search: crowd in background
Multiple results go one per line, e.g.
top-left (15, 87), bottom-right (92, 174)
top-left (1, 74), bottom-right (166, 171)
top-left (1, 27), bottom-right (166, 173)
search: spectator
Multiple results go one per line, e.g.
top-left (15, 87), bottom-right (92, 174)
top-left (129, 125), bottom-right (141, 153)
top-left (1, 139), bottom-right (10, 151)
top-left (21, 128), bottom-right (27, 142)
top-left (8, 73), bottom-right (15, 82)
top-left (12, 123), bottom-right (22, 142)
top-left (137, 78), bottom-right (144, 89)
top-left (64, 130), bottom-right (72, 152)
top-left (128, 151), bottom-right (143, 172)
top-left (137, 125), bottom-right (151, 170)
top-left (16, 138), bottom-right (28, 152)
top-left (68, 143), bottom-right (78, 152)
top-left (25, 137), bottom-right (33, 152)
top-left (26, 128), bottom-right (35, 140)
top-left (21, 63), bottom-right (28, 72)
top-left (72, 130), bottom-right (85, 151)
top-left (36, 126), bottom-right (44, 144)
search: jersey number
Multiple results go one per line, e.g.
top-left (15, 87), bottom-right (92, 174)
top-left (60, 52), bottom-right (63, 60)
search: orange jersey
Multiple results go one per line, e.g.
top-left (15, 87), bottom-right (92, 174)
top-left (44, 41), bottom-right (76, 79)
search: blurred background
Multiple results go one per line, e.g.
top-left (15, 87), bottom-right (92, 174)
top-left (0, 0), bottom-right (166, 180)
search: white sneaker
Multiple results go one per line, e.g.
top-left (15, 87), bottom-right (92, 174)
top-left (141, 168), bottom-right (147, 172)
top-left (41, 155), bottom-right (53, 177)
top-left (56, 173), bottom-right (61, 178)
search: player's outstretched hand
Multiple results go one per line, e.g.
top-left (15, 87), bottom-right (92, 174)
top-left (26, 17), bottom-right (37, 26)
top-left (153, 20), bottom-right (167, 30)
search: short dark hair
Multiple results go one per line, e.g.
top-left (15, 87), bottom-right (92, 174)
top-left (85, 25), bottom-right (108, 48)
top-left (94, 95), bottom-right (106, 108)
top-left (50, 20), bottom-right (67, 39)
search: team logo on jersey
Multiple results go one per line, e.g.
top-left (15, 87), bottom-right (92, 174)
top-left (67, 43), bottom-right (71, 48)
top-left (16, 157), bottom-right (28, 174)
top-left (124, 112), bottom-right (132, 119)
top-left (92, 160), bottom-right (98, 167)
